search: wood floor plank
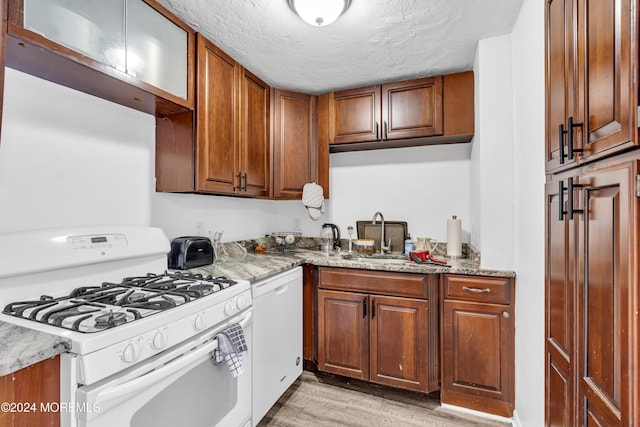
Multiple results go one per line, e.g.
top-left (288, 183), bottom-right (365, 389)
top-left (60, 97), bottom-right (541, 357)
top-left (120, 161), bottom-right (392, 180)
top-left (258, 372), bottom-right (510, 427)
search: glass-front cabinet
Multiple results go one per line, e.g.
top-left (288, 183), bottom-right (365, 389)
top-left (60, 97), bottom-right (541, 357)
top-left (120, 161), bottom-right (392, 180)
top-left (126, 0), bottom-right (187, 99)
top-left (23, 0), bottom-right (126, 69)
top-left (9, 0), bottom-right (193, 113)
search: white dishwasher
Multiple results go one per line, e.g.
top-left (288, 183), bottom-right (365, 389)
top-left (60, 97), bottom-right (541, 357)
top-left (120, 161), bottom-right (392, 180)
top-left (252, 266), bottom-right (303, 426)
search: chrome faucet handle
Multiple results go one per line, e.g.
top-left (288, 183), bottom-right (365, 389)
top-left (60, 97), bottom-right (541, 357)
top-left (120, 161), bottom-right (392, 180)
top-left (381, 237), bottom-right (392, 253)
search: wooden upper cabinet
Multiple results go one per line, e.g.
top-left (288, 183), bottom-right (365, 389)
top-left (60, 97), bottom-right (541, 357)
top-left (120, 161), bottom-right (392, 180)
top-left (381, 77), bottom-right (443, 140)
top-left (577, 0), bottom-right (636, 160)
top-left (196, 37), bottom-right (239, 194)
top-left (327, 72), bottom-right (472, 152)
top-left (194, 35), bottom-right (270, 196)
top-left (331, 78), bottom-right (442, 145)
top-left (545, 0), bottom-right (576, 171)
top-left (332, 85), bottom-right (381, 144)
top-left (272, 89), bottom-right (317, 199)
top-left (5, 0), bottom-right (195, 115)
top-left (239, 68), bottom-right (270, 197)
top-left (545, 0), bottom-right (637, 172)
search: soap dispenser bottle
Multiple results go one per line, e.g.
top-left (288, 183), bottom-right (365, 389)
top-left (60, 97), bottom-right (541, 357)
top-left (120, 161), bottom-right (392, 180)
top-left (404, 233), bottom-right (414, 254)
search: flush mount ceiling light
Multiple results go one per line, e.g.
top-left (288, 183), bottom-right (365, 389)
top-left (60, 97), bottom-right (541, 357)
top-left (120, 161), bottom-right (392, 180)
top-left (288, 0), bottom-right (351, 27)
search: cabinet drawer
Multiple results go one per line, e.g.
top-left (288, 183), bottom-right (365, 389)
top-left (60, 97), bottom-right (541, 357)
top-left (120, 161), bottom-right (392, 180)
top-left (443, 275), bottom-right (512, 305)
top-left (318, 267), bottom-right (429, 299)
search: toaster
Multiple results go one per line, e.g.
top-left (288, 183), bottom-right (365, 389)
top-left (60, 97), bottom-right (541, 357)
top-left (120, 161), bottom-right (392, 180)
top-left (168, 236), bottom-right (214, 269)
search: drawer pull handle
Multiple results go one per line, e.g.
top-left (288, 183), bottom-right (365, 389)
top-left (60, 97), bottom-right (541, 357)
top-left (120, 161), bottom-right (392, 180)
top-left (462, 286), bottom-right (491, 294)
top-left (502, 311), bottom-right (510, 318)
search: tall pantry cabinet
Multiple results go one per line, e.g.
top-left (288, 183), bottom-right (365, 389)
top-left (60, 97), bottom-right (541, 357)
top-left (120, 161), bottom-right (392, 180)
top-left (544, 0), bottom-right (639, 426)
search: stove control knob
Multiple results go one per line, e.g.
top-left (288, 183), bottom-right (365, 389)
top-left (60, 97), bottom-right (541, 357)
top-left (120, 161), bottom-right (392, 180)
top-left (224, 301), bottom-right (235, 316)
top-left (152, 330), bottom-right (167, 350)
top-left (236, 295), bottom-right (247, 310)
top-left (193, 314), bottom-right (206, 331)
top-left (122, 342), bottom-right (141, 363)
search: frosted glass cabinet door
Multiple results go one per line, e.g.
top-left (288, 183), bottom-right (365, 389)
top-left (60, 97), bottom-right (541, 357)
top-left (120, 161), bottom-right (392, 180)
top-left (23, 0), bottom-right (126, 70)
top-left (126, 0), bottom-right (188, 99)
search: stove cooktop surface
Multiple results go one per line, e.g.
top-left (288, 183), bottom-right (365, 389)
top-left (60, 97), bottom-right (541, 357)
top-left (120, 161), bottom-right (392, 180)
top-left (3, 271), bottom-right (238, 333)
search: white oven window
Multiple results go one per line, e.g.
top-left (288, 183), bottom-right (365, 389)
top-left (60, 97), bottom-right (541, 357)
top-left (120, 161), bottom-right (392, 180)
top-left (131, 357), bottom-right (237, 427)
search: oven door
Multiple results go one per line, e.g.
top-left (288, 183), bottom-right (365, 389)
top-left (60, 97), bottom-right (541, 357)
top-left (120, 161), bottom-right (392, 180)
top-left (70, 310), bottom-right (252, 427)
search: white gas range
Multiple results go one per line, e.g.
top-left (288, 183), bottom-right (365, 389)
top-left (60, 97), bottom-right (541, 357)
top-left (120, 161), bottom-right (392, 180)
top-left (0, 227), bottom-right (253, 427)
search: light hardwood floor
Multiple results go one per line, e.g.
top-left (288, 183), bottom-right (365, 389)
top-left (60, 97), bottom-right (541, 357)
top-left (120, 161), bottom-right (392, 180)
top-left (258, 371), bottom-right (511, 427)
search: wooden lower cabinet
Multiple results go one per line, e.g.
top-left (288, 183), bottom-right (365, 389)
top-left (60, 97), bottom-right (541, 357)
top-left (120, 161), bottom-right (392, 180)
top-left (545, 157), bottom-right (640, 426)
top-left (317, 289), bottom-right (369, 380)
top-left (316, 267), bottom-right (438, 394)
top-left (441, 275), bottom-right (515, 417)
top-left (0, 356), bottom-right (60, 427)
top-left (370, 295), bottom-right (429, 391)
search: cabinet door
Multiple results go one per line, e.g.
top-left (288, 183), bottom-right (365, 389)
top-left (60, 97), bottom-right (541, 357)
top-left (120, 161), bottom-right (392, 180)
top-left (576, 0), bottom-right (636, 160)
top-left (369, 295), bottom-right (429, 392)
top-left (22, 0), bottom-right (125, 68)
top-left (545, 178), bottom-right (577, 426)
top-left (317, 289), bottom-right (369, 380)
top-left (239, 68), bottom-right (270, 197)
top-left (332, 86), bottom-right (381, 144)
top-left (272, 89), bottom-right (317, 199)
top-left (545, 0), bottom-right (578, 171)
top-left (442, 300), bottom-right (514, 417)
top-left (576, 161), bottom-right (638, 426)
top-left (381, 77), bottom-right (443, 140)
top-left (0, 356), bottom-right (60, 427)
top-left (195, 35), bottom-right (240, 194)
top-left (126, 0), bottom-right (188, 99)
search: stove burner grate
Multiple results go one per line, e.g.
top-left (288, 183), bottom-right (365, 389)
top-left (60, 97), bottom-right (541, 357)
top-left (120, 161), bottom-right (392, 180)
top-left (2, 271), bottom-right (240, 333)
top-left (94, 310), bottom-right (128, 329)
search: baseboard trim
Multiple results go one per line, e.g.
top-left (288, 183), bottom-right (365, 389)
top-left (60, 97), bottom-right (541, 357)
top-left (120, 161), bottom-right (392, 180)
top-left (511, 409), bottom-right (523, 427)
top-left (440, 403), bottom-right (514, 425)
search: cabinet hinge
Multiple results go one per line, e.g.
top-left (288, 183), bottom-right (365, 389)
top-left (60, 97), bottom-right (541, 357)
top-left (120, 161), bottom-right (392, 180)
top-left (637, 106), bottom-right (640, 128)
top-left (636, 175), bottom-right (640, 198)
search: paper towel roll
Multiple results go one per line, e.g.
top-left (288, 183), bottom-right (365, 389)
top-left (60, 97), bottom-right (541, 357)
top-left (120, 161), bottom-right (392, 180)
top-left (447, 215), bottom-right (462, 257)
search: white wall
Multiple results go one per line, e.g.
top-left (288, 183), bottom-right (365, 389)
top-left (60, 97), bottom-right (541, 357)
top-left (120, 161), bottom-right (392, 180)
top-left (151, 194), bottom-right (321, 242)
top-left (0, 68), bottom-right (320, 240)
top-left (328, 143), bottom-right (471, 247)
top-left (0, 68), bottom-right (155, 233)
top-left (470, 35), bottom-right (516, 269)
top-left (510, 0), bottom-right (545, 424)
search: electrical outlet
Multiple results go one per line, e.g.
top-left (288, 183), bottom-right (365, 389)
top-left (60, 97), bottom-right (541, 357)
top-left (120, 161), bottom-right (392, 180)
top-left (293, 218), bottom-right (302, 232)
top-left (195, 221), bottom-right (205, 236)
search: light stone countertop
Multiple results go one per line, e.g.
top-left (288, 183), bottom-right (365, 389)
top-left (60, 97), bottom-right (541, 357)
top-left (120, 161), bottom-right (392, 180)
top-left (187, 245), bottom-right (516, 283)
top-left (0, 241), bottom-right (514, 376)
top-left (0, 322), bottom-right (70, 376)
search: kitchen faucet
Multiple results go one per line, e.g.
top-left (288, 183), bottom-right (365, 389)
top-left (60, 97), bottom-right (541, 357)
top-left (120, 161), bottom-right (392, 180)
top-left (371, 211), bottom-right (390, 254)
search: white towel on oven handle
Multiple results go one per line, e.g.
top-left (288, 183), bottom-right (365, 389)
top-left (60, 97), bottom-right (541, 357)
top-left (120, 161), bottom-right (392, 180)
top-left (212, 323), bottom-right (248, 377)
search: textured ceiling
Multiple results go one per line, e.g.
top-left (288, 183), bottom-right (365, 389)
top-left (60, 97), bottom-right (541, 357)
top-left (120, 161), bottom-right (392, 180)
top-left (157, 0), bottom-right (525, 94)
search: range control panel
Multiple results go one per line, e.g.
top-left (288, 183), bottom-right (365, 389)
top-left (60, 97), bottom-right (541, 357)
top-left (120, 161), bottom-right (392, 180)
top-left (67, 233), bottom-right (128, 252)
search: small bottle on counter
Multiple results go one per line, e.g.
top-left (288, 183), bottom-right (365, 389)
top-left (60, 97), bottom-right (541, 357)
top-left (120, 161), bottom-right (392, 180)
top-left (404, 234), bottom-right (414, 254)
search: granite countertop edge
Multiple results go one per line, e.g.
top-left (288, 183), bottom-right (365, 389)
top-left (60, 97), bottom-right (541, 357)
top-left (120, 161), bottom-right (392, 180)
top-left (188, 247), bottom-right (516, 283)
top-left (0, 322), bottom-right (70, 377)
top-left (0, 244), bottom-right (515, 376)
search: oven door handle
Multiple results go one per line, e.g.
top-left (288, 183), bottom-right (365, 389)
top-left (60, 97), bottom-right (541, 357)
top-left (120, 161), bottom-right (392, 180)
top-left (93, 311), bottom-right (252, 406)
